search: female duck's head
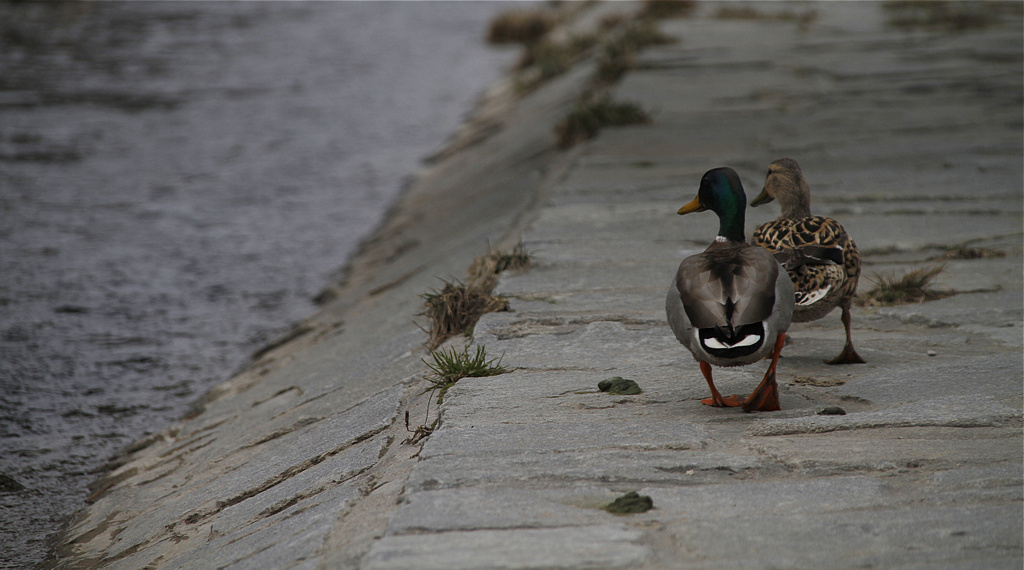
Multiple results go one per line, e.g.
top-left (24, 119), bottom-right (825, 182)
top-left (678, 167), bottom-right (747, 243)
top-left (750, 158), bottom-right (812, 219)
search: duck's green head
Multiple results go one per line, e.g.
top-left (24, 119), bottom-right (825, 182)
top-left (678, 167), bottom-right (747, 242)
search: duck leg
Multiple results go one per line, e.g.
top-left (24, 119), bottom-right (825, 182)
top-left (742, 332), bottom-right (786, 412)
top-left (698, 361), bottom-right (744, 407)
top-left (825, 299), bottom-right (866, 365)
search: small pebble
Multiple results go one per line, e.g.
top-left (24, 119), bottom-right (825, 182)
top-left (927, 350), bottom-right (937, 356)
top-left (818, 406), bottom-right (847, 416)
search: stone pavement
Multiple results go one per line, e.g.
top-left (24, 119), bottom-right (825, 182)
top-left (51, 2), bottom-right (1022, 569)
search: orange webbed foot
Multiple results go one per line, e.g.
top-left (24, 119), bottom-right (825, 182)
top-left (701, 394), bottom-right (745, 408)
top-left (697, 360), bottom-right (745, 408)
top-left (741, 379), bottom-right (780, 412)
top-left (826, 303), bottom-right (865, 365)
top-left (824, 344), bottom-right (865, 365)
top-left (741, 332), bottom-right (786, 412)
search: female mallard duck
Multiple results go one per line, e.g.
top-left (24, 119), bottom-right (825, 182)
top-left (666, 168), bottom-right (794, 412)
top-left (750, 158), bottom-right (865, 365)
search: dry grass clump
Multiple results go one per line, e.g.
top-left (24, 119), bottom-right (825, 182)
top-left (556, 94), bottom-right (651, 148)
top-left (936, 246), bottom-right (1006, 260)
top-left (502, 4), bottom-right (680, 96)
top-left (858, 265), bottom-right (954, 306)
top-left (639, 0), bottom-right (697, 20)
top-left (419, 242), bottom-right (532, 349)
top-left (467, 241), bottom-right (532, 291)
top-left (487, 8), bottom-right (558, 45)
top-left (596, 20), bottom-right (675, 83)
top-left (488, 5), bottom-right (598, 93)
top-left (883, 0), bottom-right (1019, 31)
top-left (515, 34), bottom-right (598, 92)
top-left (420, 281), bottom-right (509, 350)
top-left (523, 35), bottom-right (598, 73)
top-left (714, 5), bottom-right (818, 27)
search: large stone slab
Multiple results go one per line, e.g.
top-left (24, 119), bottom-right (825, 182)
top-left (59, 385), bottom-right (403, 568)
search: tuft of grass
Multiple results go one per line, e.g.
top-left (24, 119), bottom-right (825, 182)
top-left (714, 5), bottom-right (818, 26)
top-left (596, 20), bottom-right (674, 84)
top-left (857, 265), bottom-right (954, 306)
top-left (467, 241), bottom-right (532, 291)
top-left (422, 345), bottom-right (513, 404)
top-left (487, 8), bottom-right (558, 45)
top-left (599, 13), bottom-right (631, 31)
top-left (936, 246), bottom-right (1006, 260)
top-left (510, 7), bottom-right (678, 95)
top-left (419, 241), bottom-right (534, 349)
top-left (489, 6), bottom-right (592, 94)
top-left (420, 281), bottom-right (509, 350)
top-left (556, 94), bottom-right (651, 148)
top-left (614, 19), bottom-right (676, 48)
top-left (516, 34), bottom-right (598, 92)
top-left (639, 0), bottom-right (697, 20)
top-left (883, 0), bottom-right (1018, 32)
top-left (492, 241), bottom-right (532, 273)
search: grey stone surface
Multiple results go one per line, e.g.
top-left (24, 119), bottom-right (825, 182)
top-left (406, 448), bottom-right (764, 493)
top-left (748, 427), bottom-right (1023, 473)
top-left (57, 385), bottom-right (402, 569)
top-left (750, 395), bottom-right (1022, 436)
top-left (384, 486), bottom-right (616, 534)
top-left (644, 504), bottom-right (1021, 570)
top-left (363, 525), bottom-right (651, 570)
top-left (51, 2), bottom-right (1022, 569)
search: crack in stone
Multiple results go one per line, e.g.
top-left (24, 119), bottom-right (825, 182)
top-left (259, 436), bottom-right (394, 520)
top-left (251, 386), bottom-right (304, 408)
top-left (181, 426), bottom-right (391, 527)
top-left (241, 416), bottom-right (323, 449)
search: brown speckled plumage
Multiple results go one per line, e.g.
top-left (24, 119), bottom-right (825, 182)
top-left (752, 215), bottom-right (860, 322)
top-left (750, 159), bottom-right (865, 364)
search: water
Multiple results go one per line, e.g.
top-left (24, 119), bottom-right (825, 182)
top-left (0, 2), bottom-right (516, 567)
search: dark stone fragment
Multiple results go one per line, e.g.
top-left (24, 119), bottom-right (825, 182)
top-left (0, 473), bottom-right (26, 493)
top-left (597, 377), bottom-right (642, 395)
top-left (604, 491), bottom-right (653, 514)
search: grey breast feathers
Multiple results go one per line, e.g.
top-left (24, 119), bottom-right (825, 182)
top-left (675, 245), bottom-right (780, 330)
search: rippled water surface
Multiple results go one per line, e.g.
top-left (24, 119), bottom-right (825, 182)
top-left (0, 3), bottom-right (515, 566)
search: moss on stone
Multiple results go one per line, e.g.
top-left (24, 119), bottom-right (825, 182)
top-left (603, 491), bottom-right (653, 514)
top-left (598, 377), bottom-right (642, 395)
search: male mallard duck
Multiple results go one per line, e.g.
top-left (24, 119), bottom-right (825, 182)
top-left (750, 158), bottom-right (865, 365)
top-left (666, 168), bottom-right (794, 412)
